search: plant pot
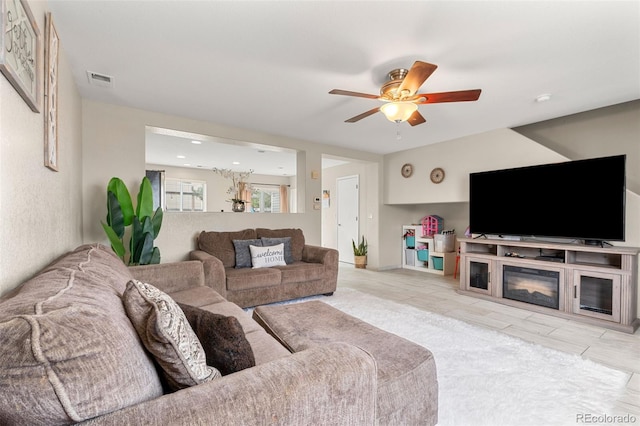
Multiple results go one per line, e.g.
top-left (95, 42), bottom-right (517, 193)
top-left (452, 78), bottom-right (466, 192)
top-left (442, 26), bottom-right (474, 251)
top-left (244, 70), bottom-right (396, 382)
top-left (354, 255), bottom-right (367, 269)
top-left (232, 201), bottom-right (245, 212)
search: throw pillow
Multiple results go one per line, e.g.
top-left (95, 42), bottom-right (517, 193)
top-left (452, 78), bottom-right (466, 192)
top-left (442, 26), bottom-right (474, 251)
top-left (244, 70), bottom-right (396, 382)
top-left (250, 243), bottom-right (287, 269)
top-left (260, 237), bottom-right (294, 264)
top-left (123, 280), bottom-right (220, 391)
top-left (232, 238), bottom-right (263, 268)
top-left (178, 303), bottom-right (255, 376)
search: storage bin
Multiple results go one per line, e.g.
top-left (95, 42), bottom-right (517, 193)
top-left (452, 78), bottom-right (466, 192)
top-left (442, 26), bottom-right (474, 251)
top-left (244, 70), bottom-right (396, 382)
top-left (432, 256), bottom-right (444, 270)
top-left (405, 236), bottom-right (415, 248)
top-left (434, 234), bottom-right (455, 252)
top-left (417, 249), bottom-right (429, 262)
top-left (405, 249), bottom-right (415, 266)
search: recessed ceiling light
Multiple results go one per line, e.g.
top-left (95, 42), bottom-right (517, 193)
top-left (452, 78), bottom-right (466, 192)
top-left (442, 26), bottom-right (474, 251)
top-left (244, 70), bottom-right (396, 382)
top-left (177, 155), bottom-right (186, 159)
top-left (183, 163), bottom-right (191, 167)
top-left (191, 141), bottom-right (202, 145)
top-left (535, 94), bottom-right (552, 103)
top-left (232, 161), bottom-right (240, 165)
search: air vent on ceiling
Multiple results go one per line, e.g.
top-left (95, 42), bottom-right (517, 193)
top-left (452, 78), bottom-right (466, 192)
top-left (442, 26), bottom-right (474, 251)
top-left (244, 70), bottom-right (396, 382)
top-left (86, 71), bottom-right (115, 88)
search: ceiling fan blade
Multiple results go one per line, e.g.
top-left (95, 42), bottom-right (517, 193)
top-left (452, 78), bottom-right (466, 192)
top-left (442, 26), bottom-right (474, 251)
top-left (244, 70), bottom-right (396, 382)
top-left (345, 107), bottom-right (381, 123)
top-left (416, 89), bottom-right (482, 104)
top-left (329, 89), bottom-right (380, 99)
top-left (396, 61), bottom-right (438, 97)
top-left (407, 110), bottom-right (426, 126)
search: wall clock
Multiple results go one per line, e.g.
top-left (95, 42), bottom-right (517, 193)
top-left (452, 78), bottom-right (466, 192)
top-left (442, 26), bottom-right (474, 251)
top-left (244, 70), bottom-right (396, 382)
top-left (430, 167), bottom-right (445, 184)
top-left (401, 163), bottom-right (413, 178)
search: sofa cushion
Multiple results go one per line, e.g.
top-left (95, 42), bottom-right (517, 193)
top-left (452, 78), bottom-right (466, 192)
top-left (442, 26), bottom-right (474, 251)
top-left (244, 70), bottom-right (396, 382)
top-left (169, 286), bottom-right (227, 307)
top-left (0, 244), bottom-right (164, 425)
top-left (123, 280), bottom-right (220, 391)
top-left (250, 243), bottom-right (287, 269)
top-left (198, 229), bottom-right (257, 267)
top-left (261, 236), bottom-right (294, 264)
top-left (256, 228), bottom-right (305, 262)
top-left (178, 303), bottom-right (255, 375)
top-left (277, 262), bottom-right (325, 284)
top-left (232, 238), bottom-right (263, 268)
top-left (225, 267), bottom-right (281, 291)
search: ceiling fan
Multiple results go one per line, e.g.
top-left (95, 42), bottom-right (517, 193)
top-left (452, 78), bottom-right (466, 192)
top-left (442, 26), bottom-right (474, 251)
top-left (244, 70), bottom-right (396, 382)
top-left (329, 61), bottom-right (481, 126)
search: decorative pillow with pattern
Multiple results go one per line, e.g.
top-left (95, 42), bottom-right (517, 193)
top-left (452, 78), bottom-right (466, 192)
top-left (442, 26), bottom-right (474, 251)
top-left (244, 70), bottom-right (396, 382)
top-left (123, 280), bottom-right (220, 391)
top-left (250, 243), bottom-right (287, 269)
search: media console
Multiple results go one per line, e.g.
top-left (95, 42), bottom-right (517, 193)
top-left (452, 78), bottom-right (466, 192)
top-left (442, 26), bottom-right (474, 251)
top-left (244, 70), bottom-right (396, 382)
top-left (458, 237), bottom-right (639, 333)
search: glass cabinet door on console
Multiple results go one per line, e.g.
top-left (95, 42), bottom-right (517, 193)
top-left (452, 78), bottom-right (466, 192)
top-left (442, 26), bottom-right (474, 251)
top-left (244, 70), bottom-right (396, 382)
top-left (464, 257), bottom-right (492, 295)
top-left (573, 270), bottom-right (621, 323)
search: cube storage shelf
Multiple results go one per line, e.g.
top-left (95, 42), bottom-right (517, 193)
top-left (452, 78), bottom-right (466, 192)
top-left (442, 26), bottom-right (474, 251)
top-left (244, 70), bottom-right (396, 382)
top-left (458, 237), bottom-right (640, 333)
top-left (402, 225), bottom-right (455, 276)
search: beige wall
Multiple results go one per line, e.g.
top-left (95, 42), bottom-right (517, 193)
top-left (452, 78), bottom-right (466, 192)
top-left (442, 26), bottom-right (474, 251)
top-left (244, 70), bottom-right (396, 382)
top-left (379, 129), bottom-right (567, 268)
top-left (0, 0), bottom-right (83, 296)
top-left (321, 159), bottom-right (381, 269)
top-left (515, 100), bottom-right (640, 194)
top-left (81, 100), bottom-right (382, 263)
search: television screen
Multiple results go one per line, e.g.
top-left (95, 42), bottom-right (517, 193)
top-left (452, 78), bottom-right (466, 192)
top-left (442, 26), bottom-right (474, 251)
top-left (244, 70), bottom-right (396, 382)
top-left (469, 155), bottom-right (626, 242)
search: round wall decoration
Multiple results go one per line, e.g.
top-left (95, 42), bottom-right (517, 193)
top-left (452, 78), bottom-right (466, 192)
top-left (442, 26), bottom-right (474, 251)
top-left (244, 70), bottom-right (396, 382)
top-left (430, 167), bottom-right (445, 184)
top-left (401, 163), bottom-right (414, 178)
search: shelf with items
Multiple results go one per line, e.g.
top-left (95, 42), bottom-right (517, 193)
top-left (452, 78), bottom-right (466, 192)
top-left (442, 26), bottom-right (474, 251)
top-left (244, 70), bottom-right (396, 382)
top-left (457, 237), bottom-right (639, 333)
top-left (402, 225), bottom-right (456, 276)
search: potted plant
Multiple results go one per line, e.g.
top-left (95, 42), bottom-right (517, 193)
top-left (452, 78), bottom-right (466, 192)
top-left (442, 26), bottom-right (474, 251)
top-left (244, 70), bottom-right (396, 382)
top-left (352, 236), bottom-right (368, 269)
top-left (212, 167), bottom-right (253, 212)
top-left (101, 177), bottom-right (163, 265)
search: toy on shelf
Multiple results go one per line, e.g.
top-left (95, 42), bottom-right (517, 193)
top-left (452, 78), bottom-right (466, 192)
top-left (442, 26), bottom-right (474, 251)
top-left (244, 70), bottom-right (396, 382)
top-left (403, 229), bottom-right (416, 248)
top-left (421, 215), bottom-right (443, 237)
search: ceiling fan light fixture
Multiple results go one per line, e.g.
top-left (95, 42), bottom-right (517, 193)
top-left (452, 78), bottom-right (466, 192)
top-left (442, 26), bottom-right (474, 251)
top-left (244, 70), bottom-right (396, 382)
top-left (380, 102), bottom-right (418, 123)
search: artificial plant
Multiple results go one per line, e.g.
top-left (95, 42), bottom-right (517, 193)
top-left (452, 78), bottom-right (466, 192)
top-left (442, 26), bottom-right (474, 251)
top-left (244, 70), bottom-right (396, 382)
top-left (352, 236), bottom-right (368, 256)
top-left (101, 177), bottom-right (163, 265)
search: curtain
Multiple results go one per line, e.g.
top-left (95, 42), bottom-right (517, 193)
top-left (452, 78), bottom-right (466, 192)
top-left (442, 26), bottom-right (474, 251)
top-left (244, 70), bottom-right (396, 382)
top-left (239, 182), bottom-right (251, 202)
top-left (279, 185), bottom-right (289, 213)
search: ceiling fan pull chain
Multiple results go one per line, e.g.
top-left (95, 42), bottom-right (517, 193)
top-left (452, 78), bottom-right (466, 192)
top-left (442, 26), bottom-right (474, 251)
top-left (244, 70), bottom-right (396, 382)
top-left (396, 122), bottom-right (402, 140)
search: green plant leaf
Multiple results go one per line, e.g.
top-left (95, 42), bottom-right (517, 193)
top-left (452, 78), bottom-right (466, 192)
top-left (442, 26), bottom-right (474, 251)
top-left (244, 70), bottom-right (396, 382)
top-left (105, 191), bottom-right (125, 238)
top-left (151, 207), bottom-right (163, 238)
top-left (138, 233), bottom-right (155, 265)
top-left (149, 247), bottom-right (161, 264)
top-left (101, 222), bottom-right (125, 259)
top-left (130, 216), bottom-right (156, 265)
top-left (136, 177), bottom-right (154, 219)
top-left (129, 216), bottom-right (143, 265)
top-left (107, 178), bottom-right (134, 226)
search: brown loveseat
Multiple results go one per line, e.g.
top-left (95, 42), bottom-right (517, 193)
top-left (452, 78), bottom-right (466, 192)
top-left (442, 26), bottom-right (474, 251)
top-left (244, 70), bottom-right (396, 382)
top-left (0, 244), bottom-right (376, 425)
top-left (189, 228), bottom-right (338, 308)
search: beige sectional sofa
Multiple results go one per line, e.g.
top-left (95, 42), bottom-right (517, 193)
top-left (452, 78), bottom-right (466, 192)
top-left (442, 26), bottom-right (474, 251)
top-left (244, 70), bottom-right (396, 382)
top-left (189, 228), bottom-right (338, 308)
top-left (0, 243), bottom-right (438, 425)
top-left (0, 244), bottom-right (375, 425)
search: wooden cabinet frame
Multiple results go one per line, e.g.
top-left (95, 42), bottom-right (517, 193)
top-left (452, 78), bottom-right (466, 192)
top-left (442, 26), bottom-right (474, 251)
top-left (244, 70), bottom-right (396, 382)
top-left (458, 238), bottom-right (639, 333)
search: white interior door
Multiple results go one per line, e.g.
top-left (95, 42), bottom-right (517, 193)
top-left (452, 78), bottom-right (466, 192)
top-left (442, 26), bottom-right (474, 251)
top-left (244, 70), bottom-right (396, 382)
top-left (337, 175), bottom-right (359, 263)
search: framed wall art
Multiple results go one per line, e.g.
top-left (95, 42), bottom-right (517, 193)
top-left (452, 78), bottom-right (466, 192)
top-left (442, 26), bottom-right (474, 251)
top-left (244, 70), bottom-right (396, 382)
top-left (44, 12), bottom-right (59, 171)
top-left (0, 0), bottom-right (41, 112)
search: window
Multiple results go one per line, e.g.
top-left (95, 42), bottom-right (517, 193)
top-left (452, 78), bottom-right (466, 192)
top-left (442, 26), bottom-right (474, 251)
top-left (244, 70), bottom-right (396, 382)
top-left (251, 186), bottom-right (281, 213)
top-left (165, 179), bottom-right (206, 212)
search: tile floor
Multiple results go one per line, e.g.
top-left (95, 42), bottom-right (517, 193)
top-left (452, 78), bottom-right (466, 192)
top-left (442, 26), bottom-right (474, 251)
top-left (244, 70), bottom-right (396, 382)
top-left (337, 264), bottom-right (640, 416)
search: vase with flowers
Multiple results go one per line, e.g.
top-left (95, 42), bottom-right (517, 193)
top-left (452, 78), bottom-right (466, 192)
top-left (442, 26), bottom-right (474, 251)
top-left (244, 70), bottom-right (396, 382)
top-left (212, 167), bottom-right (253, 212)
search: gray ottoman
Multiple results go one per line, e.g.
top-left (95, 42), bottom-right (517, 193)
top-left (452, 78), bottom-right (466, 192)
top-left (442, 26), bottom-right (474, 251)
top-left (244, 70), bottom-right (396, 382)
top-left (253, 300), bottom-right (438, 425)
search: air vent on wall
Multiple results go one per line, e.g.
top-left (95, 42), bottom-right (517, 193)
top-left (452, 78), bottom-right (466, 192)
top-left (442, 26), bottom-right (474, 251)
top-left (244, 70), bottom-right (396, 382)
top-left (86, 71), bottom-right (115, 88)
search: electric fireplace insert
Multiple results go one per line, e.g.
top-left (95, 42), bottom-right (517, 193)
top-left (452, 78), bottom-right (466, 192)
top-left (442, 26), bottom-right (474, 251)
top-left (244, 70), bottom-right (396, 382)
top-left (503, 265), bottom-right (559, 310)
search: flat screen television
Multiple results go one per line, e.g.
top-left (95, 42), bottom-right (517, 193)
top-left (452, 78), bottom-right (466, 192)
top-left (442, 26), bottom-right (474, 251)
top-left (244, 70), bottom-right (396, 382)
top-left (469, 155), bottom-right (626, 243)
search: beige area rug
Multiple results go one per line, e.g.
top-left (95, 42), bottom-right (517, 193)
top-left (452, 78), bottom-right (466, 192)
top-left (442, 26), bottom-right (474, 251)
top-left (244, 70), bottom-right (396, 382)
top-left (249, 288), bottom-right (631, 426)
